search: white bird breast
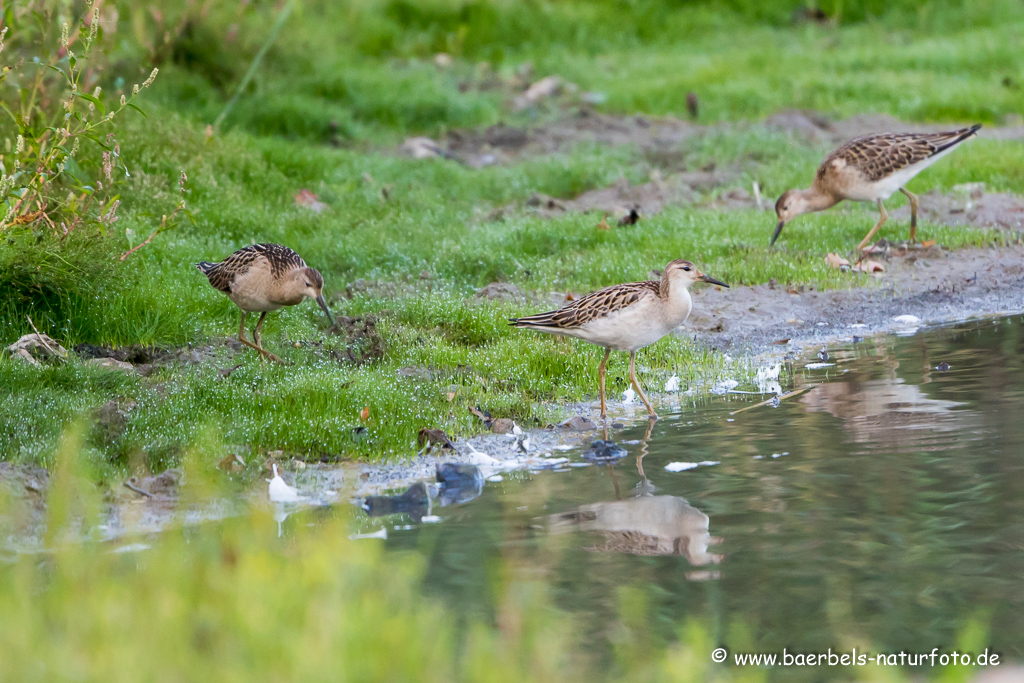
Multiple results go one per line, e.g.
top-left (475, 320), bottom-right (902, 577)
top-left (576, 289), bottom-right (693, 351)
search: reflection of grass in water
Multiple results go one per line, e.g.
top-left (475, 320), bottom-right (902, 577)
top-left (0, 436), bottom-right (992, 682)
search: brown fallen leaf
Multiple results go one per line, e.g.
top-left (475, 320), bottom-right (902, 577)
top-left (824, 252), bottom-right (850, 269)
top-left (523, 75), bottom-right (563, 102)
top-left (469, 405), bottom-right (492, 426)
top-left (854, 260), bottom-right (885, 274)
top-left (359, 406), bottom-right (370, 421)
top-left (294, 189), bottom-right (328, 213)
top-left (446, 391), bottom-right (456, 402)
top-left (596, 216), bottom-right (610, 230)
top-left (921, 239), bottom-right (936, 248)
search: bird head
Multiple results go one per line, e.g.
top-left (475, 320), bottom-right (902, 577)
top-left (663, 259), bottom-right (729, 289)
top-left (772, 189), bottom-right (812, 245)
top-left (288, 267), bottom-right (334, 327)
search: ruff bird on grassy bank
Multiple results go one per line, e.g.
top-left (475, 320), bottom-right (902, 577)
top-left (510, 260), bottom-right (727, 420)
top-left (773, 125), bottom-right (981, 250)
top-left (196, 243), bottom-right (334, 363)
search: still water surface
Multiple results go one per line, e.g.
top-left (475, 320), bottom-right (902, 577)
top-left (366, 316), bottom-right (1024, 662)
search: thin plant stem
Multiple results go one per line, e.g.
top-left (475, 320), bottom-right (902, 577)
top-left (213, 0), bottom-right (296, 130)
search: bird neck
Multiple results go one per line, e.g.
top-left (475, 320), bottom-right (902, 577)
top-left (802, 185), bottom-right (841, 212)
top-left (659, 276), bottom-right (693, 314)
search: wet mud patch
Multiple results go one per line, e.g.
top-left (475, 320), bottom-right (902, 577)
top-left (687, 244), bottom-right (1024, 354)
top-left (439, 109), bottom-right (702, 167)
top-left (325, 315), bottom-right (386, 365)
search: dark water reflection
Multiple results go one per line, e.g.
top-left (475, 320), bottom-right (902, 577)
top-left (380, 316), bottom-right (1024, 666)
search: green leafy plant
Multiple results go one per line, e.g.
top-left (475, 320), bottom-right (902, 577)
top-left (0, 1), bottom-right (157, 238)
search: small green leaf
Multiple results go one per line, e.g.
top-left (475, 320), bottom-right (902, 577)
top-left (46, 65), bottom-right (67, 77)
top-left (74, 92), bottom-right (105, 115)
top-left (126, 102), bottom-right (148, 119)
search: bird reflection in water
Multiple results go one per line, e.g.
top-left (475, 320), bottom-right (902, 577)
top-left (547, 419), bottom-right (722, 577)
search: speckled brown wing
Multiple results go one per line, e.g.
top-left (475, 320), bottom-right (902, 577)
top-left (198, 243), bottom-right (306, 293)
top-left (511, 281), bottom-right (661, 331)
top-left (817, 126), bottom-right (980, 183)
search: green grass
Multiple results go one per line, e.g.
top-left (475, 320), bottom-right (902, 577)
top-left (3, 0), bottom-right (1024, 470)
top-left (3, 2), bottom-right (1023, 679)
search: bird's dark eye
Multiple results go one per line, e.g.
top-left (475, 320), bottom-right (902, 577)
top-left (305, 282), bottom-right (311, 287)
top-left (683, 266), bottom-right (691, 272)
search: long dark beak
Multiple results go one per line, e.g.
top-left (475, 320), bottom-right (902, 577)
top-left (315, 293), bottom-right (336, 328)
top-left (699, 274), bottom-right (729, 288)
top-left (770, 220), bottom-right (785, 246)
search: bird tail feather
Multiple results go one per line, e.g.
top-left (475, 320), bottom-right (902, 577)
top-left (932, 124), bottom-right (982, 155)
top-left (509, 313), bottom-right (559, 329)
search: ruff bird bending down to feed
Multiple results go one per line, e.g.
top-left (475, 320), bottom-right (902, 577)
top-left (510, 260), bottom-right (727, 420)
top-left (773, 125), bottom-right (981, 250)
top-left (196, 243), bottom-right (335, 363)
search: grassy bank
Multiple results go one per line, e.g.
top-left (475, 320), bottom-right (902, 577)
top-left (2, 0), bottom-right (1024, 471)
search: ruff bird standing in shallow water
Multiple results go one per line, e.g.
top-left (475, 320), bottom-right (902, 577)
top-left (510, 260), bottom-right (728, 420)
top-left (773, 125), bottom-right (981, 250)
top-left (196, 243), bottom-right (335, 363)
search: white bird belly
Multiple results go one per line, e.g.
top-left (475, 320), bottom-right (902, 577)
top-left (577, 306), bottom-right (686, 351)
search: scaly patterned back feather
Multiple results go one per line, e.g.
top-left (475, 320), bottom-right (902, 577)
top-left (196, 243), bottom-right (307, 293)
top-left (510, 281), bottom-right (661, 331)
top-left (817, 125), bottom-right (980, 184)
